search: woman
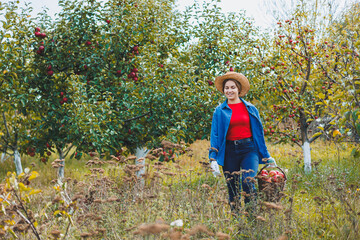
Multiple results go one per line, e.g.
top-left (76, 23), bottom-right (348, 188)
top-left (209, 71), bottom-right (275, 214)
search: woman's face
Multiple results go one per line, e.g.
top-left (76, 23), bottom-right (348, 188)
top-left (224, 80), bottom-right (239, 101)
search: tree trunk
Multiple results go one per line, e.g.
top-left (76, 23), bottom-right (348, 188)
top-left (14, 147), bottom-right (23, 175)
top-left (135, 147), bottom-right (149, 186)
top-left (302, 141), bottom-right (311, 173)
top-left (1, 151), bottom-right (9, 162)
top-left (58, 148), bottom-right (65, 180)
top-left (299, 111), bottom-right (311, 173)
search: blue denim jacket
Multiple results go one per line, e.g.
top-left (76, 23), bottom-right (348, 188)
top-left (209, 98), bottom-right (270, 166)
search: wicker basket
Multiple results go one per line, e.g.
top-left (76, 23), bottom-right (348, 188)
top-left (256, 165), bottom-right (287, 202)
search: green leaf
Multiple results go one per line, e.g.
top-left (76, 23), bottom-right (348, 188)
top-left (351, 148), bottom-right (360, 158)
top-left (353, 110), bottom-right (359, 122)
top-left (356, 123), bottom-right (360, 135)
top-left (344, 111), bottom-right (351, 121)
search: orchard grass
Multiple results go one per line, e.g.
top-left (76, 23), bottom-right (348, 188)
top-left (0, 140), bottom-right (359, 239)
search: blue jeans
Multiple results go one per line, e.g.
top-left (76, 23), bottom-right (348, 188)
top-left (223, 139), bottom-right (259, 207)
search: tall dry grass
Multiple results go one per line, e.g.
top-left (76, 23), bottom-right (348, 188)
top-left (0, 139), bottom-right (359, 239)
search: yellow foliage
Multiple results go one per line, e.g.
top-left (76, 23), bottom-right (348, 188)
top-left (29, 189), bottom-right (42, 195)
top-left (18, 182), bottom-right (31, 191)
top-left (28, 171), bottom-right (39, 181)
top-left (312, 132), bottom-right (323, 138)
top-left (18, 172), bottom-right (25, 179)
top-left (333, 129), bottom-right (342, 137)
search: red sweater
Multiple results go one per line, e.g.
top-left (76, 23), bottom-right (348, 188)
top-left (226, 102), bottom-right (252, 140)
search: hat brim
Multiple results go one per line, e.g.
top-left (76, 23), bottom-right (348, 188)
top-left (214, 72), bottom-right (250, 97)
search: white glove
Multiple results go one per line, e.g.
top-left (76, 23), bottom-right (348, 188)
top-left (210, 161), bottom-right (221, 177)
top-left (266, 157), bottom-right (277, 167)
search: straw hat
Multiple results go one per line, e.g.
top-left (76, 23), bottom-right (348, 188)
top-left (214, 72), bottom-right (250, 97)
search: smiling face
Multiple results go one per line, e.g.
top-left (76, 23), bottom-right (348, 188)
top-left (223, 79), bottom-right (241, 102)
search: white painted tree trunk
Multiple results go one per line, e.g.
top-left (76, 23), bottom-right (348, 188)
top-left (135, 147), bottom-right (149, 185)
top-left (14, 148), bottom-right (23, 175)
top-left (302, 141), bottom-right (311, 173)
top-left (58, 150), bottom-right (65, 180)
top-left (1, 151), bottom-right (9, 162)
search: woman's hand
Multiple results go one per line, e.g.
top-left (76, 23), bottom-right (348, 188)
top-left (210, 160), bottom-right (221, 177)
top-left (265, 157), bottom-right (277, 167)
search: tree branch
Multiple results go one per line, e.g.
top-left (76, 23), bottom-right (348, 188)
top-left (2, 112), bottom-right (11, 139)
top-left (63, 144), bottom-right (74, 158)
top-left (309, 116), bottom-right (338, 143)
top-left (124, 111), bottom-right (152, 122)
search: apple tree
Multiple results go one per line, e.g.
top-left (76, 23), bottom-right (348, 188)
top-left (26, 0), bottom-right (194, 178)
top-left (166, 0), bottom-right (261, 143)
top-left (253, 2), bottom-right (344, 172)
top-left (324, 2), bottom-right (360, 155)
top-left (0, 1), bottom-right (39, 174)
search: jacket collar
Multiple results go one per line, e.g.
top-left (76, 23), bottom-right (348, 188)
top-left (220, 98), bottom-right (254, 109)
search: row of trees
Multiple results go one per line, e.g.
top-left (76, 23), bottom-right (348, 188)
top-left (0, 0), bottom-right (359, 176)
top-left (254, 0), bottom-right (360, 171)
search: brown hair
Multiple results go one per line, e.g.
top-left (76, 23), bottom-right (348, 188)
top-left (222, 79), bottom-right (242, 95)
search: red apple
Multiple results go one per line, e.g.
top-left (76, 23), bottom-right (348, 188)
top-left (39, 45), bottom-right (45, 52)
top-left (269, 170), bottom-right (277, 177)
top-left (60, 92), bottom-right (64, 97)
top-left (277, 172), bottom-right (285, 178)
top-left (63, 97), bottom-right (68, 102)
top-left (85, 41), bottom-right (91, 46)
top-left (105, 19), bottom-right (111, 24)
top-left (229, 67), bottom-right (234, 71)
top-left (47, 70), bottom-right (54, 76)
top-left (116, 70), bottom-right (122, 75)
top-left (40, 32), bottom-right (46, 38)
top-left (35, 27), bottom-right (41, 32)
top-left (35, 31), bottom-right (41, 37)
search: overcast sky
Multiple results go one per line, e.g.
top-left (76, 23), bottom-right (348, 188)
top-left (18, 0), bottom-right (354, 29)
